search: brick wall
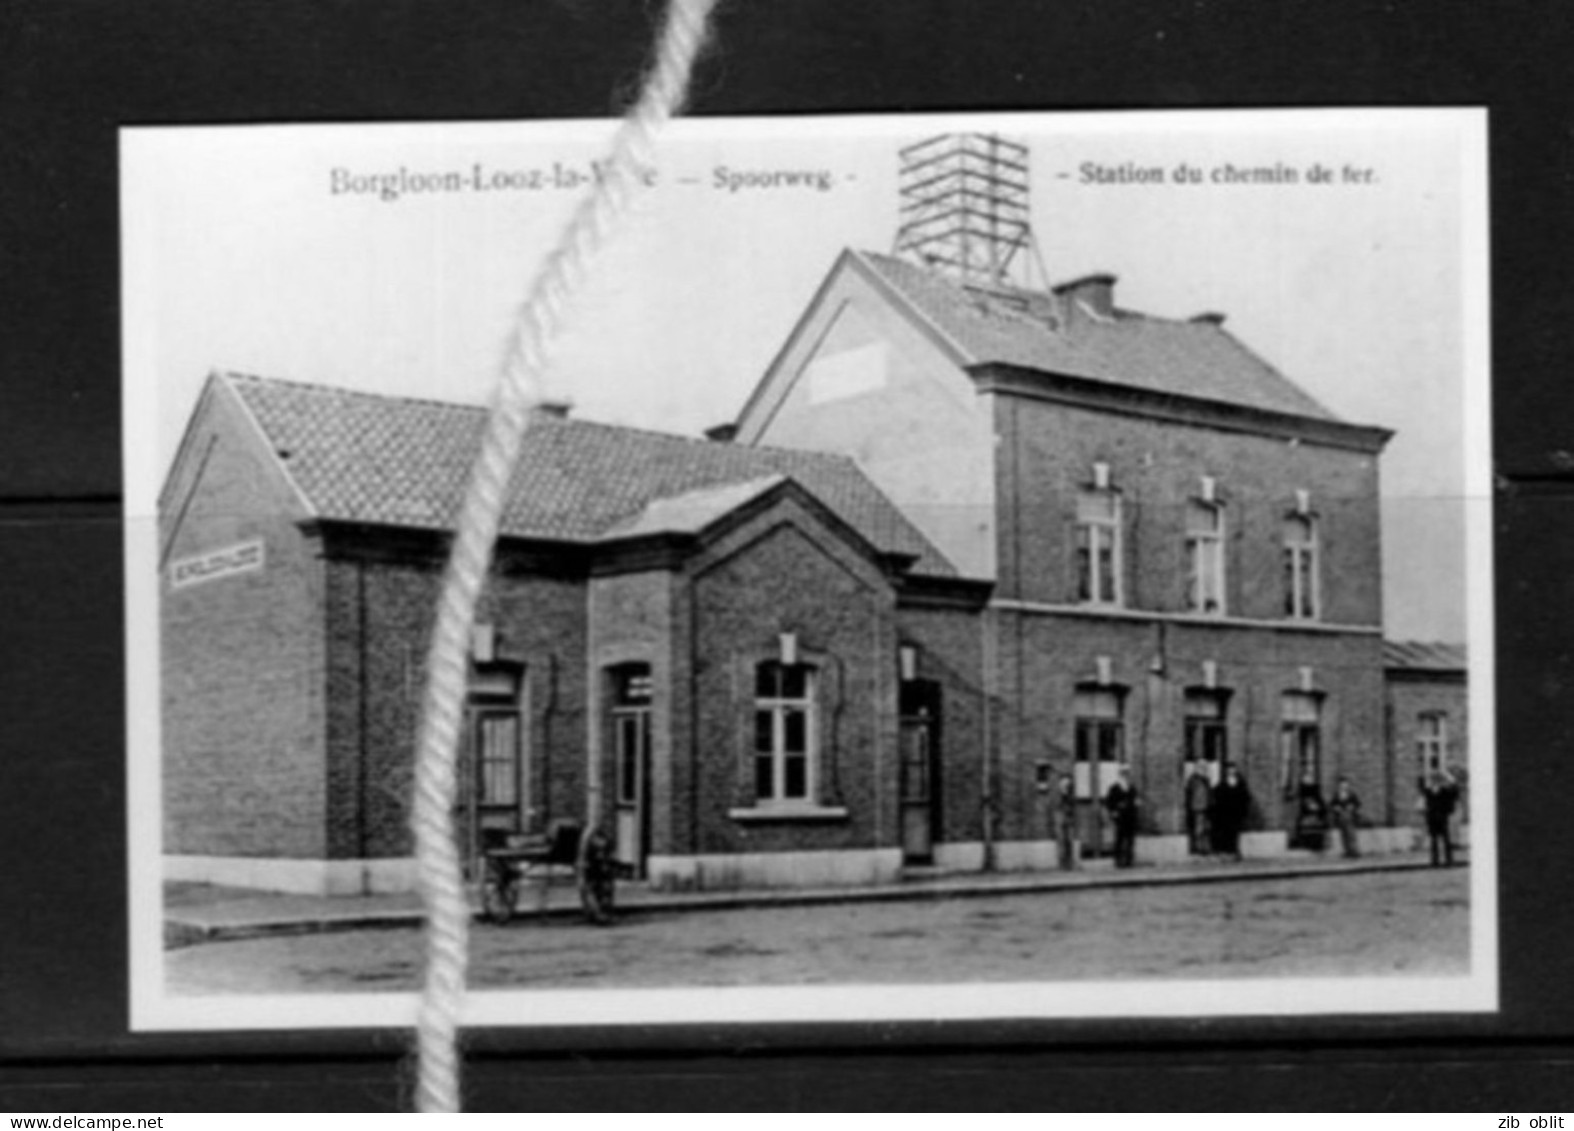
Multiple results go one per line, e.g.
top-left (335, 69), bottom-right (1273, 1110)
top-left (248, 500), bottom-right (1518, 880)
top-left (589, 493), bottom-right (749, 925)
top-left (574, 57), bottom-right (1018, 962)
top-left (993, 393), bottom-right (1385, 626)
top-left (982, 386), bottom-right (1391, 842)
top-left (587, 568), bottom-right (678, 856)
top-left (319, 538), bottom-right (590, 860)
top-left (688, 500), bottom-right (899, 856)
top-left (485, 555), bottom-right (590, 841)
top-left (896, 602), bottom-right (987, 845)
top-left (161, 386), bottom-right (327, 858)
top-left (993, 609), bottom-right (1389, 838)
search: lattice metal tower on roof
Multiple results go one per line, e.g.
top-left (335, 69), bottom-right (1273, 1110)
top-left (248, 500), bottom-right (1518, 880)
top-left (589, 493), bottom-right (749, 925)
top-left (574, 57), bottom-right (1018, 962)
top-left (894, 133), bottom-right (1046, 291)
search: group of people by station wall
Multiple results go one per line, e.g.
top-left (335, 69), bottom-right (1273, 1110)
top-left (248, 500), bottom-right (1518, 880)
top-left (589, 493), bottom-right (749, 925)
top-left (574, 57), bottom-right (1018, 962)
top-left (1047, 760), bottom-right (1465, 870)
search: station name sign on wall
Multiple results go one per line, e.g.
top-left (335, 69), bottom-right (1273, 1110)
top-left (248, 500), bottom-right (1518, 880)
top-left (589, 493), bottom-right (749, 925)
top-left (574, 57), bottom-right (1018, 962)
top-left (169, 540), bottom-right (265, 589)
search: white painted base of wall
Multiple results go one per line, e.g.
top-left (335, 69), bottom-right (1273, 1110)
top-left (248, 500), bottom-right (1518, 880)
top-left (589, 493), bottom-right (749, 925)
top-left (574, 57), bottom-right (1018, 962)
top-left (1240, 831), bottom-right (1288, 858)
top-left (992, 840), bottom-right (1062, 871)
top-left (932, 841), bottom-right (987, 872)
top-left (166, 827), bottom-right (1427, 898)
top-left (1359, 826), bottom-right (1422, 854)
top-left (646, 848), bottom-right (903, 892)
top-left (1138, 835), bottom-right (1192, 864)
top-left (935, 827), bottom-right (1420, 872)
top-left (166, 854), bottom-right (417, 896)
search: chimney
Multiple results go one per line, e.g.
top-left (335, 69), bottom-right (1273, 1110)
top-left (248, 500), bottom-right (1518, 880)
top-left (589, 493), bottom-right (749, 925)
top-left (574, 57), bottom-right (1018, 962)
top-left (1055, 273), bottom-right (1117, 320)
top-left (529, 399), bottom-right (572, 420)
top-left (704, 422), bottom-right (739, 443)
top-left (1190, 311), bottom-right (1227, 327)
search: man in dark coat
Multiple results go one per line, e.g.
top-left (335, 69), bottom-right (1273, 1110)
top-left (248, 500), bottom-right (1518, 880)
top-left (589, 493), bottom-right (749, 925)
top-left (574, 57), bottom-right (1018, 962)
top-left (1419, 769), bottom-right (1461, 866)
top-left (1103, 768), bottom-right (1139, 868)
top-left (1211, 765), bottom-right (1251, 861)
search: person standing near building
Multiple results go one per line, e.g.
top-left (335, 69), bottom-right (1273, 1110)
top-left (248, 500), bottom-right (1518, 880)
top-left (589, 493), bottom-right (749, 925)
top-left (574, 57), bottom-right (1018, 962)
top-left (1329, 776), bottom-right (1362, 858)
top-left (1419, 768), bottom-right (1461, 866)
top-left (1211, 765), bottom-right (1251, 861)
top-left (1103, 767), bottom-right (1139, 868)
top-left (1056, 772), bottom-right (1079, 870)
top-left (1184, 767), bottom-right (1213, 856)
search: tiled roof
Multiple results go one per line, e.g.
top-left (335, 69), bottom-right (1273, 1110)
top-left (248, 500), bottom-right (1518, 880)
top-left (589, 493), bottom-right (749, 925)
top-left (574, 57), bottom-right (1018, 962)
top-left (1383, 640), bottom-right (1468, 671)
top-left (224, 373), bottom-right (955, 576)
top-left (857, 251), bottom-right (1339, 421)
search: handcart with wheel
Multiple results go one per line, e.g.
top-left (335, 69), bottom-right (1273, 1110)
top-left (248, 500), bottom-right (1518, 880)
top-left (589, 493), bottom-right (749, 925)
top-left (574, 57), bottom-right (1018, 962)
top-left (478, 820), bottom-right (617, 926)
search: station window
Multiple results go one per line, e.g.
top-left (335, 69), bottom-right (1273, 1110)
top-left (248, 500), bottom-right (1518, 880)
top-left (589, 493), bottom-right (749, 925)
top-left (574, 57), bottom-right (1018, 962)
top-left (1283, 513), bottom-right (1320, 620)
top-left (1186, 500), bottom-right (1227, 614)
top-left (476, 713), bottom-right (520, 807)
top-left (1073, 687), bottom-right (1126, 800)
top-left (1279, 691), bottom-right (1323, 796)
top-left (611, 664), bottom-right (653, 809)
top-left (1417, 712), bottom-right (1448, 775)
top-left (1183, 691), bottom-right (1229, 785)
top-left (754, 661), bottom-right (818, 804)
top-left (1076, 488), bottom-right (1124, 606)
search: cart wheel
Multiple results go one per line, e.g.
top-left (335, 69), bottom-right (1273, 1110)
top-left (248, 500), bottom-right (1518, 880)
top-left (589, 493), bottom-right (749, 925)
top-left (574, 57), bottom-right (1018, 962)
top-left (578, 828), bottom-right (617, 926)
top-left (482, 861), bottom-right (519, 925)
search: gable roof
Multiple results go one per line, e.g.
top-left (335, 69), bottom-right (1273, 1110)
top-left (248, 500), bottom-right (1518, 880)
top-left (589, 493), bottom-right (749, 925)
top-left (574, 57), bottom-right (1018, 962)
top-left (1383, 640), bottom-right (1468, 672)
top-left (600, 476), bottom-right (788, 540)
top-left (853, 250), bottom-right (1339, 422)
top-left (218, 372), bottom-right (955, 577)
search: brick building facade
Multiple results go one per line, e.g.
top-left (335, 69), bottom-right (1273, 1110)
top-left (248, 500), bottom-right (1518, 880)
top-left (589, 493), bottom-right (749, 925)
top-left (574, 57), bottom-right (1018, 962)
top-left (161, 372), bottom-right (986, 894)
top-left (162, 242), bottom-right (1420, 893)
top-left (733, 249), bottom-right (1406, 862)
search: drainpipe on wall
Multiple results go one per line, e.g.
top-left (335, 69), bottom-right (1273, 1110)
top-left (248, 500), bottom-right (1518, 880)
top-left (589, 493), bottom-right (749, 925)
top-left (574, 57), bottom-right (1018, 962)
top-left (1383, 698), bottom-right (1396, 827)
top-left (981, 607), bottom-right (998, 872)
top-left (356, 560), bottom-right (370, 868)
top-left (1149, 619), bottom-right (1168, 831)
top-left (541, 652), bottom-right (558, 832)
top-left (584, 654), bottom-right (604, 834)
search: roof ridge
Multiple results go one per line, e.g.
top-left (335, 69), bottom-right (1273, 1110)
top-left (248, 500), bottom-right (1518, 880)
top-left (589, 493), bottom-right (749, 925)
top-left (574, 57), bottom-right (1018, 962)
top-left (553, 408), bottom-right (867, 469)
top-left (223, 370), bottom-right (864, 466)
top-left (221, 370), bottom-right (488, 418)
top-left (863, 250), bottom-right (1226, 331)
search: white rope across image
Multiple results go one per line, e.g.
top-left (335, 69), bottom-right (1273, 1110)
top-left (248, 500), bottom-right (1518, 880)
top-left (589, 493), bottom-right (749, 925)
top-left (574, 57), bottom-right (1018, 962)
top-left (409, 0), bottom-right (720, 1111)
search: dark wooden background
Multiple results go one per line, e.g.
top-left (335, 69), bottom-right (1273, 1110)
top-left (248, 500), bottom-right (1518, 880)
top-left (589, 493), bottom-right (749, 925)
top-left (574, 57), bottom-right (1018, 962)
top-left (3, 0), bottom-right (1572, 1111)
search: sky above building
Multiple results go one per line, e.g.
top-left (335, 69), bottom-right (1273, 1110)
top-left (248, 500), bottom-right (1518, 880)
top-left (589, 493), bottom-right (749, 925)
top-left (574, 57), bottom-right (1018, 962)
top-left (123, 111), bottom-right (1486, 643)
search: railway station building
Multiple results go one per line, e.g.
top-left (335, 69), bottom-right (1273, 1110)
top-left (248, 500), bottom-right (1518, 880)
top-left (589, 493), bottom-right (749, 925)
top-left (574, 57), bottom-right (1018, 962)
top-left (160, 134), bottom-right (1424, 894)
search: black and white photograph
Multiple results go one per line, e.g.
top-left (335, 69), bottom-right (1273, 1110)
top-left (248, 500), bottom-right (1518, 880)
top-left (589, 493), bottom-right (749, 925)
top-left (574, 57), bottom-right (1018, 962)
top-left (122, 110), bottom-right (1492, 1031)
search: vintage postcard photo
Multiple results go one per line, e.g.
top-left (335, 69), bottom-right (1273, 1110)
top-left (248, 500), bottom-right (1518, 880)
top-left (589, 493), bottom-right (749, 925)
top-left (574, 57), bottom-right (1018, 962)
top-left (123, 110), bottom-right (1493, 1030)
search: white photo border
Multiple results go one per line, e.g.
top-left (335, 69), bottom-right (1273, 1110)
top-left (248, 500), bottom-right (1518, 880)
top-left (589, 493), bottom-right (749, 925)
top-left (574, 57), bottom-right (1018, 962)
top-left (124, 108), bottom-right (1494, 1032)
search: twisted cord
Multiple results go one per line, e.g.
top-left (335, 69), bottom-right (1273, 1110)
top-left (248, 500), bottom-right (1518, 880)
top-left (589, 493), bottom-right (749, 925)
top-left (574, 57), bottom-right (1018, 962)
top-left (410, 0), bottom-right (719, 1112)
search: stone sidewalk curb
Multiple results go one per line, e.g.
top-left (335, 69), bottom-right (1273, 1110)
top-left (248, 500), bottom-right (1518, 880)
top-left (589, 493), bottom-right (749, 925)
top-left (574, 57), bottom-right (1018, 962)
top-left (164, 852), bottom-right (1459, 948)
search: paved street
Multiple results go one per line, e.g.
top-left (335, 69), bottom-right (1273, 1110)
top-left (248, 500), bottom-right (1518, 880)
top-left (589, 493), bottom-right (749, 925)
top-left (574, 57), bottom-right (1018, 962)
top-left (166, 866), bottom-right (1468, 995)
